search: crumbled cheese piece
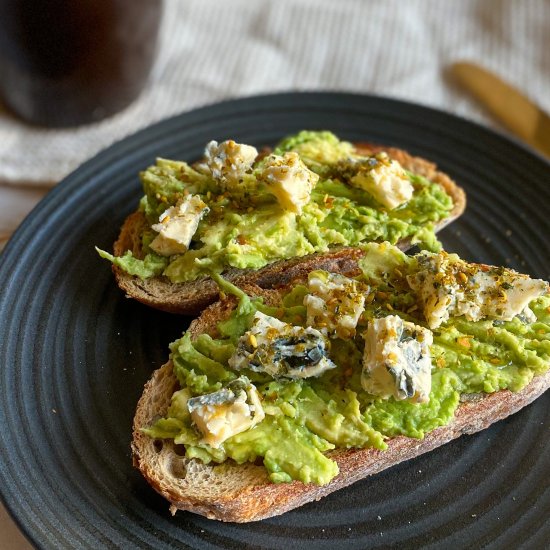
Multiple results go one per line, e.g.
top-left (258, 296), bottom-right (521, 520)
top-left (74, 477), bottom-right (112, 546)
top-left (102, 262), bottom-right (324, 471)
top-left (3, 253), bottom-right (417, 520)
top-left (259, 152), bottom-right (319, 214)
top-left (150, 195), bottom-right (209, 256)
top-left (350, 153), bottom-right (413, 209)
top-left (201, 139), bottom-right (258, 188)
top-left (228, 311), bottom-right (336, 379)
top-left (407, 251), bottom-right (549, 329)
top-left (187, 377), bottom-right (264, 448)
top-left (361, 315), bottom-right (433, 403)
top-left (304, 271), bottom-right (367, 339)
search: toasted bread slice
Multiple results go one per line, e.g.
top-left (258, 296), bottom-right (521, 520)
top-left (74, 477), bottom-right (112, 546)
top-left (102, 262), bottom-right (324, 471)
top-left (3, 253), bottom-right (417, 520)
top-left (132, 286), bottom-right (549, 523)
top-left (113, 145), bottom-right (466, 315)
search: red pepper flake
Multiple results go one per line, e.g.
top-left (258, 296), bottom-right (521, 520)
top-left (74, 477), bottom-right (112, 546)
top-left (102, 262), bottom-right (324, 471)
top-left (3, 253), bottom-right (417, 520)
top-left (323, 195), bottom-right (334, 209)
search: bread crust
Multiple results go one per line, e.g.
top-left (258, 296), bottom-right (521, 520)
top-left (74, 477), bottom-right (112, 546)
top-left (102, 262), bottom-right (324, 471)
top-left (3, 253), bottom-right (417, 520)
top-left (112, 144), bottom-right (466, 315)
top-left (131, 287), bottom-right (550, 523)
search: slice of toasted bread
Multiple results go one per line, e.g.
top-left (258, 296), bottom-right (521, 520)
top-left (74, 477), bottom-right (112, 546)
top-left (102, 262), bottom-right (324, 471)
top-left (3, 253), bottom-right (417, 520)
top-left (131, 286), bottom-right (549, 523)
top-left (113, 145), bottom-right (466, 315)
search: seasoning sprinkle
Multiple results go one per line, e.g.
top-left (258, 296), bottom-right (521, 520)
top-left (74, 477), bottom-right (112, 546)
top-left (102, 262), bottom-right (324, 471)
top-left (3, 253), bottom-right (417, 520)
top-left (457, 336), bottom-right (471, 348)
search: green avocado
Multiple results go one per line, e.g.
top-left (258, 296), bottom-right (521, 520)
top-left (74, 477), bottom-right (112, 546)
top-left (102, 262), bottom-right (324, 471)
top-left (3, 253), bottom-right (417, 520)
top-left (99, 131), bottom-right (453, 282)
top-left (144, 244), bottom-right (550, 486)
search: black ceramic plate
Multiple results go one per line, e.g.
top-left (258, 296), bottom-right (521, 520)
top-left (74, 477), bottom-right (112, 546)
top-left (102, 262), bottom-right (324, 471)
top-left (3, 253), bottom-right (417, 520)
top-left (0, 93), bottom-right (549, 549)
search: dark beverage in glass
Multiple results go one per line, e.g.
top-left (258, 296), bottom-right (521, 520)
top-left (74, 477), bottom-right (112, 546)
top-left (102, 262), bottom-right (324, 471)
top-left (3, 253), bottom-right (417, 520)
top-left (0, 0), bottom-right (163, 127)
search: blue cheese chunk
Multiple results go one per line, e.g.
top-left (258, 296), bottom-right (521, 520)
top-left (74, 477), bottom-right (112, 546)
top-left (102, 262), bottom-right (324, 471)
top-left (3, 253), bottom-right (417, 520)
top-left (228, 312), bottom-right (336, 379)
top-left (187, 377), bottom-right (264, 448)
top-left (150, 194), bottom-right (209, 256)
top-left (361, 315), bottom-right (433, 403)
top-left (304, 271), bottom-right (367, 339)
top-left (407, 251), bottom-right (549, 329)
top-left (200, 139), bottom-right (258, 189)
top-left (259, 152), bottom-right (319, 214)
top-left (350, 152), bottom-right (413, 209)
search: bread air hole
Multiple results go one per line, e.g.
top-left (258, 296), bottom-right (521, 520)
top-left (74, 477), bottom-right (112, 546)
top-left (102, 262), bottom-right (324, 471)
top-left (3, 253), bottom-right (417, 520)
top-left (153, 439), bottom-right (163, 453)
top-left (168, 457), bottom-right (187, 479)
top-left (173, 444), bottom-right (187, 456)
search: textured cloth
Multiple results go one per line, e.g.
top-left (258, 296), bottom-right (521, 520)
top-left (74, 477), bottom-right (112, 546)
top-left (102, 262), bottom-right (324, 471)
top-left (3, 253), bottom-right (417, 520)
top-left (1, 0), bottom-right (549, 186)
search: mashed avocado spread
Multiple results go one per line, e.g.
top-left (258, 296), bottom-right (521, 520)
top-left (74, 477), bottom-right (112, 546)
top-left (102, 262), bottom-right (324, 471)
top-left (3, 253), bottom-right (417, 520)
top-left (145, 244), bottom-right (550, 486)
top-left (98, 131), bottom-right (453, 282)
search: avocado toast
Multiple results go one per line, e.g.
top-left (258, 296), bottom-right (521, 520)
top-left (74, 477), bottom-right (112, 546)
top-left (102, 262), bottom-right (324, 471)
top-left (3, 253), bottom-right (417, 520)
top-left (132, 243), bottom-right (550, 521)
top-left (99, 131), bottom-right (465, 315)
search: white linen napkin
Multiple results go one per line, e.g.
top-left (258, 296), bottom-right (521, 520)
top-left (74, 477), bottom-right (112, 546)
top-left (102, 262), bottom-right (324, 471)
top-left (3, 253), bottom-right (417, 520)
top-left (1, 0), bottom-right (549, 186)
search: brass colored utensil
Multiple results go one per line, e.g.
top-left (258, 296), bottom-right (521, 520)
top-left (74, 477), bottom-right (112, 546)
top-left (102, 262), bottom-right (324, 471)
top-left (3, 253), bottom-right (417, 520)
top-left (451, 61), bottom-right (550, 159)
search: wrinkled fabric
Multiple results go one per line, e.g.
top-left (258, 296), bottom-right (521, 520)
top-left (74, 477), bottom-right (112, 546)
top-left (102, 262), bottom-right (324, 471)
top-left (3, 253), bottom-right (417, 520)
top-left (1, 0), bottom-right (549, 185)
